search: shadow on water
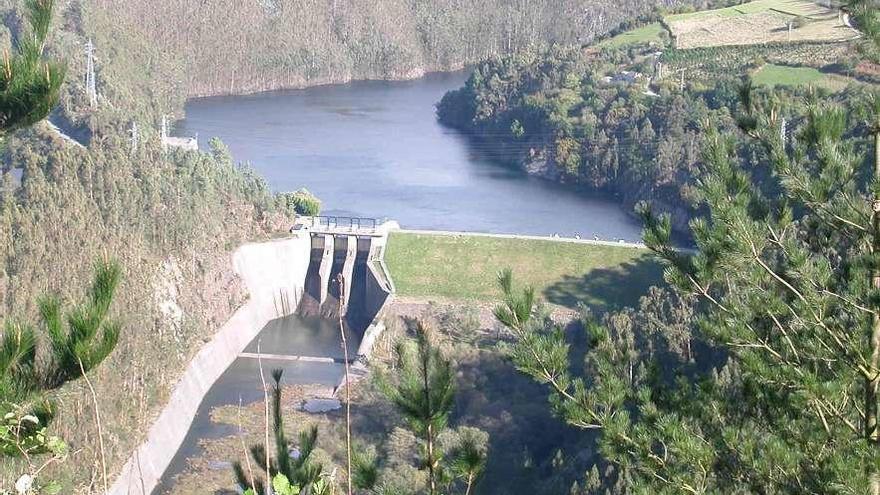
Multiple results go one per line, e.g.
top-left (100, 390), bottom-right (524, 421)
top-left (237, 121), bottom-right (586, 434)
top-left (542, 254), bottom-right (666, 312)
top-left (243, 314), bottom-right (360, 360)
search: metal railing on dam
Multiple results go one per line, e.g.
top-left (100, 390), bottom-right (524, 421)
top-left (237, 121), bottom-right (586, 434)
top-left (294, 215), bottom-right (387, 236)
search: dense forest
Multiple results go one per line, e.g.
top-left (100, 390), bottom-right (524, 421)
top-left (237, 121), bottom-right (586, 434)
top-left (437, 47), bottom-right (725, 233)
top-left (92, 0), bottom-right (721, 97)
top-left (436, 41), bottom-right (869, 233)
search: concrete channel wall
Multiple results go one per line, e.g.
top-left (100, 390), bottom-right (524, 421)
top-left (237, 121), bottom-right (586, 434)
top-left (109, 235), bottom-right (311, 495)
top-left (355, 238), bottom-right (395, 361)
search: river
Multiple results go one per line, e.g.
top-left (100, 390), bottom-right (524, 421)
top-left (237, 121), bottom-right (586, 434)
top-left (177, 70), bottom-right (642, 241)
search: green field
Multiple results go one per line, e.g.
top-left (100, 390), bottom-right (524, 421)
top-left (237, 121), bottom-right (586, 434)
top-left (752, 63), bottom-right (825, 86)
top-left (385, 232), bottom-right (665, 311)
top-left (665, 0), bottom-right (825, 22)
top-left (751, 63), bottom-right (855, 90)
top-left (664, 0), bottom-right (844, 49)
top-left (599, 22), bottom-right (667, 48)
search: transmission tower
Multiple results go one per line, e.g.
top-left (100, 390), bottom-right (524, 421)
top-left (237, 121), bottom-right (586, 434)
top-left (85, 39), bottom-right (97, 108)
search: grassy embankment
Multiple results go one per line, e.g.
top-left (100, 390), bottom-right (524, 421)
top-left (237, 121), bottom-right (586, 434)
top-left (385, 232), bottom-right (665, 312)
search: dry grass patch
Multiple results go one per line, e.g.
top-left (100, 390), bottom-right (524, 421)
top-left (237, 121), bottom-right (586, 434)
top-left (666, 0), bottom-right (859, 49)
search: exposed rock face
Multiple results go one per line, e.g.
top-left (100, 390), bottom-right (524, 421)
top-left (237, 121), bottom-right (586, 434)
top-left (523, 151), bottom-right (563, 182)
top-left (154, 259), bottom-right (185, 339)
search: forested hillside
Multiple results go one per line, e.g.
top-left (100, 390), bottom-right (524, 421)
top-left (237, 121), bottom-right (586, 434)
top-left (437, 47), bottom-right (732, 233)
top-left (95, 0), bottom-right (710, 97)
top-left (0, 0), bottom-right (304, 490)
top-left (0, 0), bottom-right (722, 489)
top-left (0, 132), bottom-right (296, 491)
top-left (437, 33), bottom-right (874, 233)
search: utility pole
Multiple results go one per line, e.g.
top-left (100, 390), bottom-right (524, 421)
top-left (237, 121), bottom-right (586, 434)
top-left (129, 121), bottom-right (139, 155)
top-left (680, 69), bottom-right (685, 92)
top-left (85, 39), bottom-right (97, 108)
top-left (337, 273), bottom-right (353, 495)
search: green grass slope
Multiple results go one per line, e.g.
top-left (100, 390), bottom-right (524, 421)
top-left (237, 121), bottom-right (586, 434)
top-left (385, 232), bottom-right (665, 311)
top-left (599, 22), bottom-right (667, 48)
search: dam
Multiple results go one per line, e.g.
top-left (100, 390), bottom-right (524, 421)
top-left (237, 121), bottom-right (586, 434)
top-left (112, 217), bottom-right (396, 495)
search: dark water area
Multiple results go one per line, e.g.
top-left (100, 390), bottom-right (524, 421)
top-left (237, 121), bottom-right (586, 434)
top-left (178, 71), bottom-right (644, 242)
top-left (242, 314), bottom-right (359, 359)
top-left (154, 315), bottom-right (357, 494)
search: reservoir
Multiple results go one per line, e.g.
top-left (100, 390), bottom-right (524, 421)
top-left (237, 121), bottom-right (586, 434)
top-left (178, 71), bottom-right (643, 241)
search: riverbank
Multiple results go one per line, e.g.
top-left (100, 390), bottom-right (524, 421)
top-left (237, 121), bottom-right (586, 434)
top-left (384, 231), bottom-right (665, 312)
top-left (183, 63), bottom-right (471, 99)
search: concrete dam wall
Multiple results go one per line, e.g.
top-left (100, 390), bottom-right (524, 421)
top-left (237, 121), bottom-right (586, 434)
top-left (109, 235), bottom-right (311, 495)
top-left (302, 232), bottom-right (394, 357)
top-left (111, 219), bottom-right (396, 495)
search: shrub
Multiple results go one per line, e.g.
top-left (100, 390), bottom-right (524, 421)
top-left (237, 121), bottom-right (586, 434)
top-left (277, 188), bottom-right (321, 216)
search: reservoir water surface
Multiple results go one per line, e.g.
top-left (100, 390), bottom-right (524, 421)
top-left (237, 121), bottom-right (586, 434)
top-left (178, 71), bottom-right (642, 241)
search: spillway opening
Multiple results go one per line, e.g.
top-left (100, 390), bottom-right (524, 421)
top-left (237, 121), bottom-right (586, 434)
top-left (295, 233), bottom-right (380, 352)
top-left (298, 237), bottom-right (326, 317)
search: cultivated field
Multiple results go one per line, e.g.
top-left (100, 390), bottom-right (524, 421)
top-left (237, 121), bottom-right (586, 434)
top-left (665, 0), bottom-right (860, 49)
top-left (599, 22), bottom-right (667, 48)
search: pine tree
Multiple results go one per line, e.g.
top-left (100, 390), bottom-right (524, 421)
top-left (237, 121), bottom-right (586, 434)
top-left (495, 84), bottom-right (880, 493)
top-left (380, 320), bottom-right (455, 495)
top-left (1, 260), bottom-right (121, 491)
top-left (0, 0), bottom-right (65, 135)
top-left (376, 320), bottom-right (488, 495)
top-left (849, 0), bottom-right (879, 62)
top-left (233, 368), bottom-right (332, 495)
top-left (447, 428), bottom-right (487, 495)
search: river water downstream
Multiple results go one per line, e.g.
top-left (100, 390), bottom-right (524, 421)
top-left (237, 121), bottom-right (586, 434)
top-left (177, 71), bottom-right (642, 241)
